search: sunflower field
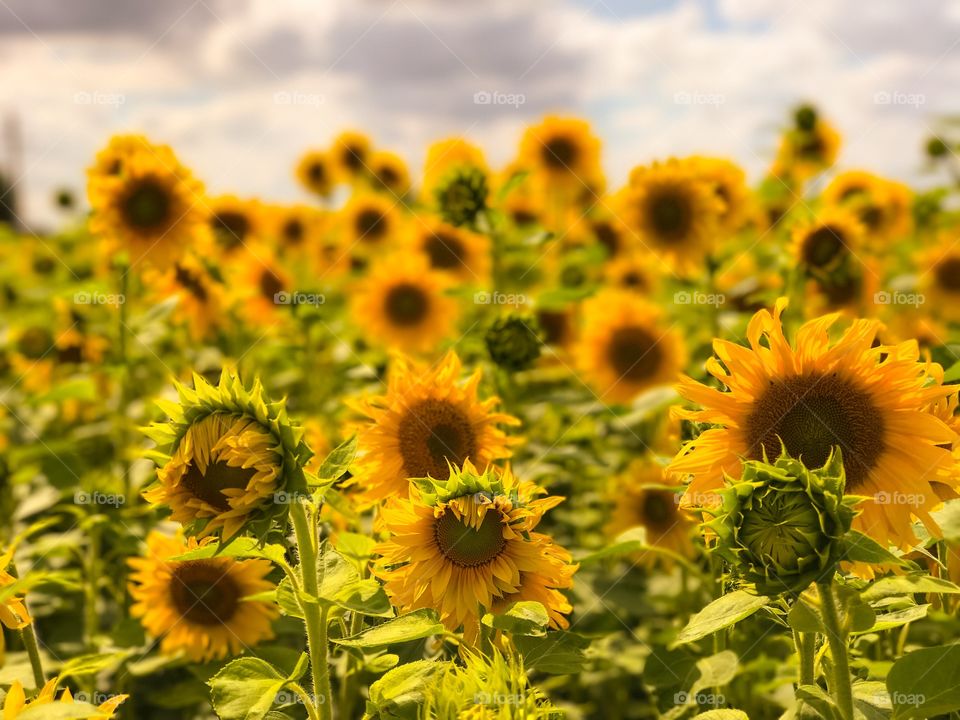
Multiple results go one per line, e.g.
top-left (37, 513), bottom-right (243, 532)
top-left (3, 104), bottom-right (960, 720)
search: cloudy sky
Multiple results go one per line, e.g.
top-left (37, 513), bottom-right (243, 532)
top-left (2, 0), bottom-right (958, 227)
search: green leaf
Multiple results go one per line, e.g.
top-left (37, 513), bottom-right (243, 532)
top-left (208, 658), bottom-right (288, 720)
top-left (853, 605), bottom-right (929, 635)
top-left (796, 684), bottom-right (842, 720)
top-left (673, 591), bottom-right (770, 646)
top-left (841, 531), bottom-right (909, 567)
top-left (315, 545), bottom-right (392, 617)
top-left (333, 609), bottom-right (443, 648)
top-left (18, 704), bottom-right (117, 720)
top-left (862, 574), bottom-right (960, 602)
top-left (0, 570), bottom-right (81, 604)
top-left (690, 650), bottom-right (739, 696)
top-left (314, 435), bottom-right (357, 484)
top-left (58, 651), bottom-right (132, 681)
top-left (692, 712), bottom-right (749, 720)
top-left (171, 537), bottom-right (288, 567)
top-left (482, 601), bottom-right (549, 636)
top-left (334, 532), bottom-right (378, 567)
top-left (788, 599), bottom-right (823, 633)
top-left (888, 644), bottom-right (960, 718)
top-left (513, 631), bottom-right (589, 674)
top-left (365, 660), bottom-right (449, 720)
top-left (276, 576), bottom-right (304, 619)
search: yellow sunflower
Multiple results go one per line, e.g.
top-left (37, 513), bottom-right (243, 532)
top-left (339, 193), bottom-right (403, 256)
top-left (144, 413), bottom-right (283, 539)
top-left (207, 195), bottom-right (265, 260)
top-left (368, 150), bottom-right (412, 197)
top-left (668, 298), bottom-right (958, 550)
top-left (232, 246), bottom-right (292, 325)
top-left (87, 147), bottom-right (206, 267)
top-left (603, 252), bottom-right (660, 295)
top-left (518, 115), bottom-right (603, 190)
top-left (0, 546), bottom-right (31, 633)
top-left (374, 461), bottom-right (575, 642)
top-left (574, 290), bottom-right (685, 404)
top-left (689, 156), bottom-right (753, 234)
top-left (772, 117), bottom-right (841, 180)
top-left (142, 254), bottom-right (225, 340)
top-left (270, 203), bottom-right (325, 255)
top-left (330, 130), bottom-right (373, 183)
top-left (534, 306), bottom-right (576, 352)
top-left (88, 133), bottom-right (159, 182)
top-left (606, 460), bottom-right (697, 564)
top-left (2, 678), bottom-right (126, 718)
top-left (790, 208), bottom-right (865, 273)
top-left (349, 351), bottom-right (520, 502)
top-left (406, 214), bottom-right (491, 282)
top-left (421, 137), bottom-right (489, 201)
top-left (822, 171), bottom-right (913, 243)
top-left (296, 149), bottom-right (334, 198)
top-left (128, 531), bottom-right (278, 661)
top-left (802, 256), bottom-right (880, 318)
top-left (350, 255), bottom-right (459, 354)
top-left (919, 239), bottom-right (960, 322)
top-left (620, 159), bottom-right (725, 276)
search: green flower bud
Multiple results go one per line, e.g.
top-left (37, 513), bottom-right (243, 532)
top-left (794, 104), bottom-right (818, 132)
top-left (926, 136), bottom-right (949, 159)
top-left (707, 448), bottom-right (857, 596)
top-left (484, 314), bottom-right (542, 371)
top-left (434, 165), bottom-right (488, 227)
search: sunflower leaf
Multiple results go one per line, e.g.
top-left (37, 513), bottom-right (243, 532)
top-left (887, 644), bottom-right (960, 718)
top-left (840, 531), bottom-right (911, 567)
top-left (208, 657), bottom-right (288, 720)
top-left (672, 591), bottom-right (770, 647)
top-left (333, 608), bottom-right (443, 648)
top-left (482, 601), bottom-right (550, 636)
top-left (313, 435), bottom-right (357, 486)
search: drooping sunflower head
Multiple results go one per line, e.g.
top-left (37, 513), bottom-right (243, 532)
top-left (621, 158), bottom-right (725, 275)
top-left (143, 370), bottom-right (311, 538)
top-left (407, 214), bottom-right (491, 282)
top-left (421, 137), bottom-right (490, 200)
top-left (519, 115), bottom-right (603, 190)
top-left (574, 290), bottom-right (685, 404)
top-left (669, 298), bottom-right (958, 550)
top-left (350, 351), bottom-right (520, 502)
top-left (2, 677), bottom-right (127, 718)
top-left (128, 531), bottom-right (279, 661)
top-left (790, 208), bottom-right (864, 273)
top-left (368, 150), bottom-right (412, 197)
top-left (330, 130), bottom-right (372, 183)
top-left (484, 314), bottom-right (543, 372)
top-left (87, 145), bottom-right (206, 267)
top-left (374, 461), bottom-right (575, 641)
top-left (771, 108), bottom-right (841, 180)
top-left (708, 450), bottom-right (858, 595)
top-left (606, 460), bottom-right (696, 565)
top-left (207, 195), bottom-right (265, 259)
top-left (350, 254), bottom-right (459, 354)
top-left (296, 149), bottom-right (334, 198)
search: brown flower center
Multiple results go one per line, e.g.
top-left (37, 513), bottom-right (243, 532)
top-left (259, 269), bottom-right (284, 300)
top-left (542, 136), bottom-right (578, 169)
top-left (213, 211), bottom-right (250, 251)
top-left (745, 372), bottom-right (885, 489)
top-left (397, 399), bottom-right (477, 480)
top-left (607, 326), bottom-right (663, 383)
top-left (640, 489), bottom-right (678, 534)
top-left (647, 188), bottom-right (692, 240)
top-left (174, 264), bottom-right (208, 301)
top-left (356, 209), bottom-right (387, 242)
top-left (434, 508), bottom-right (506, 567)
top-left (121, 178), bottom-right (171, 230)
top-left (935, 257), bottom-right (960, 292)
top-left (425, 232), bottom-right (465, 270)
top-left (283, 218), bottom-right (305, 245)
top-left (170, 561), bottom-right (240, 626)
top-left (802, 225), bottom-right (847, 268)
top-left (593, 220), bottom-right (620, 257)
top-left (384, 283), bottom-right (429, 327)
top-left (181, 459), bottom-right (256, 512)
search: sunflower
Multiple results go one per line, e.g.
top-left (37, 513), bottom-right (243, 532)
top-left (534, 306), bottom-right (576, 351)
top-left (88, 133), bottom-right (159, 182)
top-left (919, 239), bottom-right (960, 322)
top-left (574, 290), bottom-right (685, 404)
top-left (339, 193), bottom-right (403, 256)
top-left (822, 171), bottom-right (913, 243)
top-left (689, 156), bottom-right (752, 234)
top-left (772, 116), bottom-right (841, 180)
top-left (518, 115), bottom-right (603, 190)
top-left (296, 149), bottom-right (334, 198)
top-left (128, 531), bottom-right (278, 661)
top-left (368, 150), bottom-right (411, 197)
top-left (668, 298), bottom-right (958, 550)
top-left (606, 460), bottom-right (697, 564)
top-left (620, 159), bottom-right (725, 276)
top-left (2, 678), bottom-right (126, 718)
top-left (406, 214), bottom-right (491, 282)
top-left (330, 130), bottom-right (372, 183)
top-left (143, 370), bottom-right (311, 538)
top-left (207, 195), bottom-right (265, 259)
top-left (802, 255), bottom-right (879, 318)
top-left (374, 462), bottom-right (575, 642)
top-left (87, 147), bottom-right (206, 267)
top-left (143, 254), bottom-right (225, 340)
top-left (603, 252), bottom-right (659, 295)
top-left (790, 208), bottom-right (864, 273)
top-left (421, 137), bottom-right (490, 200)
top-left (0, 546), bottom-right (31, 633)
top-left (232, 246), bottom-right (292, 325)
top-left (349, 351), bottom-right (520, 502)
top-left (271, 204), bottom-right (325, 255)
top-left (350, 255), bottom-right (459, 353)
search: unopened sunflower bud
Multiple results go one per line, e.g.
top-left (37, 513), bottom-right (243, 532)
top-left (434, 165), bottom-right (488, 227)
top-left (794, 104), bottom-right (818, 132)
top-left (707, 449), bottom-right (857, 596)
top-left (484, 314), bottom-right (542, 371)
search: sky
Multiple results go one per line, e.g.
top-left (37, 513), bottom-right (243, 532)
top-left (1, 0), bottom-right (958, 228)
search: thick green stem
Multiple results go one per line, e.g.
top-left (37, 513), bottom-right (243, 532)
top-left (7, 563), bottom-right (44, 688)
top-left (290, 501), bottom-right (333, 720)
top-left (797, 630), bottom-right (816, 686)
top-left (818, 582), bottom-right (854, 720)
